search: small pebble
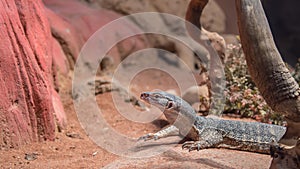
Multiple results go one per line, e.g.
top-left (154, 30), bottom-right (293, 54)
top-left (24, 153), bottom-right (38, 161)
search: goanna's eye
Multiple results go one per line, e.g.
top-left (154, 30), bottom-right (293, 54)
top-left (154, 94), bottom-right (159, 98)
top-left (166, 101), bottom-right (173, 109)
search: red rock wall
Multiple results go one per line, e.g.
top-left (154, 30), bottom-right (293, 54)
top-left (0, 0), bottom-right (65, 148)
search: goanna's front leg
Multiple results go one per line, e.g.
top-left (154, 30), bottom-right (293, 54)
top-left (182, 128), bottom-right (223, 152)
top-left (138, 125), bottom-right (179, 141)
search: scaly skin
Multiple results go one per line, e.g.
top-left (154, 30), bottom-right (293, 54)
top-left (139, 91), bottom-right (286, 154)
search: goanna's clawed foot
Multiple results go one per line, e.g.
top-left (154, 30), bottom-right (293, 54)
top-left (137, 133), bottom-right (159, 141)
top-left (182, 141), bottom-right (205, 152)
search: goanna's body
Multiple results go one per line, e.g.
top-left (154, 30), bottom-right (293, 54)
top-left (192, 116), bottom-right (285, 153)
top-left (140, 91), bottom-right (286, 154)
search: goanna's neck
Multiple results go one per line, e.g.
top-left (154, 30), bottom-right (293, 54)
top-left (164, 99), bottom-right (199, 135)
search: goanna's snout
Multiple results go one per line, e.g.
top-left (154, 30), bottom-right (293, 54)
top-left (140, 92), bottom-right (150, 100)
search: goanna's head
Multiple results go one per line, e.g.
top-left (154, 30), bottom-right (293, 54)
top-left (140, 91), bottom-right (197, 133)
top-left (140, 91), bottom-right (196, 117)
top-left (140, 91), bottom-right (180, 111)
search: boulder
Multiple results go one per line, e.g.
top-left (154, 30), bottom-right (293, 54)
top-left (81, 0), bottom-right (225, 71)
top-left (94, 0), bottom-right (226, 33)
top-left (216, 0), bottom-right (239, 34)
top-left (45, 7), bottom-right (83, 71)
top-left (44, 0), bottom-right (148, 67)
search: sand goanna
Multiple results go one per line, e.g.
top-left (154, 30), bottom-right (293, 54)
top-left (138, 91), bottom-right (286, 154)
